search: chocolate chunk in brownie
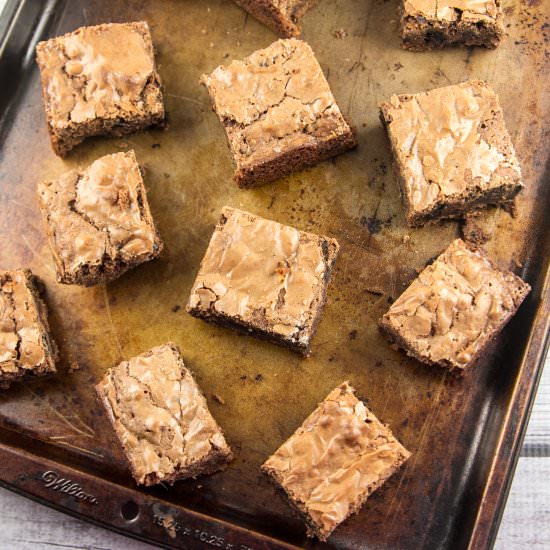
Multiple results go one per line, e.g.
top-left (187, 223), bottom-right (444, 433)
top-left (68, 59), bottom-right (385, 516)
top-left (95, 343), bottom-right (233, 486)
top-left (380, 81), bottom-right (523, 227)
top-left (201, 38), bottom-right (357, 188)
top-left (379, 239), bottom-right (531, 374)
top-left (400, 0), bottom-right (504, 51)
top-left (262, 382), bottom-right (410, 541)
top-left (0, 269), bottom-right (57, 389)
top-left (186, 207), bottom-right (339, 356)
top-left (36, 22), bottom-right (165, 156)
top-left (231, 0), bottom-right (319, 37)
top-left (38, 150), bottom-right (163, 286)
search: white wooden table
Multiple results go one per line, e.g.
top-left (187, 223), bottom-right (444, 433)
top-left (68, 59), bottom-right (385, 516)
top-left (0, 356), bottom-right (548, 549)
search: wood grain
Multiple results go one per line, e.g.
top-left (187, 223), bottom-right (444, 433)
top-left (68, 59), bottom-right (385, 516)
top-left (495, 458), bottom-right (550, 549)
top-left (523, 363), bottom-right (550, 456)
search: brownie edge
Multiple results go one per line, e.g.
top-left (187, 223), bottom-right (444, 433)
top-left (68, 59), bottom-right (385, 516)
top-left (379, 239), bottom-right (531, 374)
top-left (231, 0), bottom-right (320, 37)
top-left (380, 81), bottom-right (524, 226)
top-left (400, 0), bottom-right (504, 51)
top-left (262, 382), bottom-right (410, 540)
top-left (95, 343), bottom-right (233, 486)
top-left (201, 38), bottom-right (357, 188)
top-left (38, 151), bottom-right (163, 286)
top-left (36, 21), bottom-right (165, 156)
top-left (0, 269), bottom-right (58, 389)
top-left (187, 207), bottom-right (340, 356)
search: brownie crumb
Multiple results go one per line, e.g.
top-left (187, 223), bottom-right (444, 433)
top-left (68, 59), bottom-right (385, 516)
top-left (348, 330), bottom-right (358, 340)
top-left (333, 28), bottom-right (348, 39)
top-left (255, 374), bottom-right (263, 382)
top-left (502, 200), bottom-right (518, 218)
top-left (212, 393), bottom-right (225, 405)
top-left (171, 305), bottom-right (182, 313)
top-left (513, 257), bottom-right (524, 269)
top-left (365, 286), bottom-right (384, 296)
top-left (152, 143), bottom-right (161, 149)
top-left (68, 361), bottom-right (80, 373)
top-left (461, 215), bottom-right (491, 246)
top-left (231, 0), bottom-right (319, 37)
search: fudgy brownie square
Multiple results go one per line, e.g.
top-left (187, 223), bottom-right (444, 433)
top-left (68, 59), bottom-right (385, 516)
top-left (231, 0), bottom-right (319, 37)
top-left (186, 207), bottom-right (339, 356)
top-left (379, 239), bottom-right (530, 374)
top-left (262, 382), bottom-right (410, 541)
top-left (400, 0), bottom-right (504, 51)
top-left (201, 38), bottom-right (357, 188)
top-left (96, 343), bottom-right (233, 487)
top-left (36, 22), bottom-right (165, 156)
top-left (38, 150), bottom-right (163, 287)
top-left (0, 269), bottom-right (57, 389)
top-left (380, 81), bottom-right (523, 227)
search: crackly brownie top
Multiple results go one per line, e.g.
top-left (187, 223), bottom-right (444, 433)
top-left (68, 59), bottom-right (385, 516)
top-left (187, 207), bottom-right (338, 345)
top-left (201, 39), bottom-right (351, 168)
top-left (38, 151), bottom-right (160, 276)
top-left (0, 270), bottom-right (52, 376)
top-left (36, 22), bottom-right (163, 129)
top-left (403, 0), bottom-right (500, 22)
top-left (97, 344), bottom-right (231, 485)
top-left (263, 382), bottom-right (410, 538)
top-left (382, 81), bottom-right (521, 214)
top-left (382, 239), bottom-right (530, 370)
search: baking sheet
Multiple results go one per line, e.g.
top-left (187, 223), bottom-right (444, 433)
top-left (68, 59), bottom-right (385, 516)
top-left (0, 0), bottom-right (549, 548)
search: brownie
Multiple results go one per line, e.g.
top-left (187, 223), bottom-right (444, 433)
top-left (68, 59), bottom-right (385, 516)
top-left (36, 22), bottom-right (165, 156)
top-left (200, 38), bottom-right (357, 188)
top-left (400, 0), bottom-right (504, 51)
top-left (0, 269), bottom-right (57, 389)
top-left (186, 207), bottom-right (339, 356)
top-left (37, 150), bottom-right (163, 287)
top-left (380, 81), bottom-right (523, 227)
top-left (379, 239), bottom-right (531, 374)
top-left (95, 343), bottom-right (233, 486)
top-left (231, 0), bottom-right (319, 37)
top-left (262, 382), bottom-right (410, 541)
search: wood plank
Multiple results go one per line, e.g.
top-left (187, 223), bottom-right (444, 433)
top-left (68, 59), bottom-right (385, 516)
top-left (522, 358), bottom-right (550, 455)
top-left (495, 458), bottom-right (550, 549)
top-left (0, 487), bottom-right (156, 549)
